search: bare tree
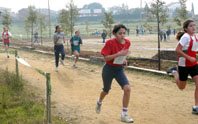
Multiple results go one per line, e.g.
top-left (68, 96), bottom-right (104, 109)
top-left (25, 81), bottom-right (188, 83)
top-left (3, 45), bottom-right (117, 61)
top-left (66, 0), bottom-right (79, 37)
top-left (2, 9), bottom-right (12, 29)
top-left (174, 0), bottom-right (189, 26)
top-left (25, 6), bottom-right (37, 46)
top-left (38, 9), bottom-right (47, 45)
top-left (101, 12), bottom-right (114, 38)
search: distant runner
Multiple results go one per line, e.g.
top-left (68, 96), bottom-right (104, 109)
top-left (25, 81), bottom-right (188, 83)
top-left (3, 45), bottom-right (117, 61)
top-left (1, 27), bottom-right (12, 58)
top-left (54, 25), bottom-right (65, 72)
top-left (70, 31), bottom-right (82, 68)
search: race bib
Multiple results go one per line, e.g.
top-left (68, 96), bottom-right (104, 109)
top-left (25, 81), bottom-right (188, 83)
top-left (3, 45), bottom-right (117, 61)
top-left (73, 40), bottom-right (79, 46)
top-left (113, 56), bottom-right (126, 64)
top-left (192, 41), bottom-right (198, 51)
top-left (4, 35), bottom-right (7, 39)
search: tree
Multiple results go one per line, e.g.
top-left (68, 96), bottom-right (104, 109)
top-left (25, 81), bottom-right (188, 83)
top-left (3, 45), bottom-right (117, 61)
top-left (38, 10), bottom-right (47, 45)
top-left (174, 0), bottom-right (189, 26)
top-left (66, 0), bottom-right (79, 37)
top-left (25, 6), bottom-right (37, 46)
top-left (2, 9), bottom-right (12, 29)
top-left (85, 20), bottom-right (89, 35)
top-left (101, 12), bottom-right (114, 38)
top-left (143, 23), bottom-right (152, 34)
top-left (145, 0), bottom-right (168, 26)
top-left (24, 19), bottom-right (31, 39)
top-left (58, 9), bottom-right (70, 35)
top-left (145, 0), bottom-right (168, 70)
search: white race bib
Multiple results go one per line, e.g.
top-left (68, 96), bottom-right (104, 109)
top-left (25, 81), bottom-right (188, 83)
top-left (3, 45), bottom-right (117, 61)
top-left (113, 56), bottom-right (126, 64)
top-left (73, 40), bottom-right (79, 46)
top-left (192, 41), bottom-right (198, 51)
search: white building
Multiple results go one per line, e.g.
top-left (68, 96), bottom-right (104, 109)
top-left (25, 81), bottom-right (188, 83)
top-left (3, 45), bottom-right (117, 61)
top-left (79, 8), bottom-right (103, 17)
top-left (165, 2), bottom-right (180, 17)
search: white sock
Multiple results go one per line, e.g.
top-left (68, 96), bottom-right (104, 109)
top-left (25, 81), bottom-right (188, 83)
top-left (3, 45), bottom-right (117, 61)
top-left (193, 106), bottom-right (198, 109)
top-left (97, 98), bottom-right (102, 105)
top-left (122, 107), bottom-right (128, 116)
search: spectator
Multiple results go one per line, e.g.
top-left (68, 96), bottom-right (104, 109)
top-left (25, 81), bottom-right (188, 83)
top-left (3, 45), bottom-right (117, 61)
top-left (101, 30), bottom-right (107, 43)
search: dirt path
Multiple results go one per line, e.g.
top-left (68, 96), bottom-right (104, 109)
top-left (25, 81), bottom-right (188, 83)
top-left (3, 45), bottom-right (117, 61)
top-left (0, 50), bottom-right (197, 124)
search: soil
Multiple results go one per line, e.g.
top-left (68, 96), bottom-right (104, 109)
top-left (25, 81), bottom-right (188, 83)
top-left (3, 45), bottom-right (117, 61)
top-left (0, 49), bottom-right (197, 124)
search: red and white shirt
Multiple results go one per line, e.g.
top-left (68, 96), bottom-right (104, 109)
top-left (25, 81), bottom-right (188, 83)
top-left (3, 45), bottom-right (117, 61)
top-left (101, 38), bottom-right (131, 66)
top-left (2, 31), bottom-right (12, 43)
top-left (178, 33), bottom-right (198, 67)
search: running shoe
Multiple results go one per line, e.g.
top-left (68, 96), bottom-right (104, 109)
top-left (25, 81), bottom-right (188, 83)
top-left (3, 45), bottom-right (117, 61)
top-left (95, 102), bottom-right (102, 114)
top-left (73, 63), bottom-right (77, 68)
top-left (61, 60), bottom-right (65, 66)
top-left (192, 107), bottom-right (198, 115)
top-left (55, 67), bottom-right (58, 72)
top-left (121, 114), bottom-right (134, 123)
top-left (166, 66), bottom-right (177, 75)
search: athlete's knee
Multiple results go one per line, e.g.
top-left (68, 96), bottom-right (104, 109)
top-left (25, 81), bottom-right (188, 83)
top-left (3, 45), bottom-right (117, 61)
top-left (103, 88), bottom-right (110, 94)
top-left (123, 85), bottom-right (131, 93)
top-left (178, 85), bottom-right (186, 90)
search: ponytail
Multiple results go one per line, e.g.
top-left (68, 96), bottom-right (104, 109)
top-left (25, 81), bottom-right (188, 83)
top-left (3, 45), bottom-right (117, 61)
top-left (176, 31), bottom-right (185, 41)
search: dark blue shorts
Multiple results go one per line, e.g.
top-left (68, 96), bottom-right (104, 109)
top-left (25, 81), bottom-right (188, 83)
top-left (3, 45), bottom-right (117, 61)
top-left (4, 42), bottom-right (9, 46)
top-left (102, 64), bottom-right (130, 93)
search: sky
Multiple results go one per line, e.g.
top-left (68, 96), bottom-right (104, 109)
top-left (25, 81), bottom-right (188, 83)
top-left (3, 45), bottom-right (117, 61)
top-left (0, 0), bottom-right (197, 14)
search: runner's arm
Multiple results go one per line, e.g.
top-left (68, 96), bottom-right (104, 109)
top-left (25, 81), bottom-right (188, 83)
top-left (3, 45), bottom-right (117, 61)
top-left (104, 49), bottom-right (128, 62)
top-left (176, 43), bottom-right (196, 62)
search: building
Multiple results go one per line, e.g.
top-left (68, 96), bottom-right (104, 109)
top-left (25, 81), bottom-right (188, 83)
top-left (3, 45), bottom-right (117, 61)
top-left (165, 2), bottom-right (180, 17)
top-left (79, 2), bottom-right (105, 17)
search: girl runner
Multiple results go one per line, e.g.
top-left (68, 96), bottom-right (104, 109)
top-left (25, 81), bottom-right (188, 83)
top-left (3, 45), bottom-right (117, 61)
top-left (70, 31), bottom-right (82, 68)
top-left (95, 24), bottom-right (134, 123)
top-left (167, 19), bottom-right (198, 115)
top-left (54, 25), bottom-right (65, 72)
top-left (1, 27), bottom-right (12, 58)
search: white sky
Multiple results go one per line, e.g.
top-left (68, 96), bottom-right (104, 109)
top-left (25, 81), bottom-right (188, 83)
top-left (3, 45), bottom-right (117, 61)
top-left (0, 0), bottom-right (197, 14)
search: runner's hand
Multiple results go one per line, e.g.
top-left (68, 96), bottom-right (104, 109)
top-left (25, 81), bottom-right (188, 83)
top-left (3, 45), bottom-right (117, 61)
top-left (117, 49), bottom-right (129, 56)
top-left (188, 57), bottom-right (196, 63)
top-left (124, 60), bottom-right (128, 69)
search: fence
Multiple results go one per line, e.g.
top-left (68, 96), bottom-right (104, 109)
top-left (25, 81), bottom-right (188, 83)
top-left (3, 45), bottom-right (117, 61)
top-left (0, 50), bottom-right (52, 124)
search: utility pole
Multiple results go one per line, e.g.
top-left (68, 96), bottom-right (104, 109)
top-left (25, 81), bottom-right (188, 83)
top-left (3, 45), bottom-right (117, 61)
top-left (157, 0), bottom-right (161, 70)
top-left (48, 0), bottom-right (51, 38)
top-left (70, 4), bottom-right (73, 37)
top-left (140, 0), bottom-right (142, 26)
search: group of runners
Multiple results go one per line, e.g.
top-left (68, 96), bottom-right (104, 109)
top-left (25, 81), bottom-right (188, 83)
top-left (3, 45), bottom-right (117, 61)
top-left (1, 19), bottom-right (198, 123)
top-left (53, 25), bottom-right (82, 71)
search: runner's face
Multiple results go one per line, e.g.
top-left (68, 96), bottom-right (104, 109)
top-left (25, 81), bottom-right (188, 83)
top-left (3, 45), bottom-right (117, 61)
top-left (114, 28), bottom-right (126, 41)
top-left (185, 22), bottom-right (195, 35)
top-left (75, 31), bottom-right (79, 37)
top-left (57, 27), bottom-right (61, 32)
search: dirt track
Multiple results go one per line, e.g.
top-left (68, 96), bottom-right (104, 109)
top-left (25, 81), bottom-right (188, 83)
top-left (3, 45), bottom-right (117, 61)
top-left (0, 49), bottom-right (198, 124)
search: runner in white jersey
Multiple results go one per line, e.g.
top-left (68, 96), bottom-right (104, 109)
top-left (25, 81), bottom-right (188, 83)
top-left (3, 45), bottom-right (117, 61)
top-left (167, 20), bottom-right (198, 115)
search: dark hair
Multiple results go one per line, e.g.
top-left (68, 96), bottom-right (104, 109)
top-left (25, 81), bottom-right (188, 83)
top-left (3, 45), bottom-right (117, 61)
top-left (112, 24), bottom-right (127, 34)
top-left (75, 30), bottom-right (79, 34)
top-left (55, 25), bottom-right (60, 33)
top-left (176, 19), bottom-right (194, 41)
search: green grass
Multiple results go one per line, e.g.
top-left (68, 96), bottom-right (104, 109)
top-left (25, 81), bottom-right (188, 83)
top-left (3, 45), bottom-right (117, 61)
top-left (0, 69), bottom-right (69, 124)
top-left (0, 18), bottom-right (182, 39)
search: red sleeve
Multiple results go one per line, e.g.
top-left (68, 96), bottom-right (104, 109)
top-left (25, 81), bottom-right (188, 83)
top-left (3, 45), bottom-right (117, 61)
top-left (101, 40), bottom-right (112, 56)
top-left (125, 39), bottom-right (131, 49)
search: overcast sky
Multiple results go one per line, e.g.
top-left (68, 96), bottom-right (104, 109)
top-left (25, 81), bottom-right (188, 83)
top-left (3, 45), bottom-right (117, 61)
top-left (0, 0), bottom-right (197, 14)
